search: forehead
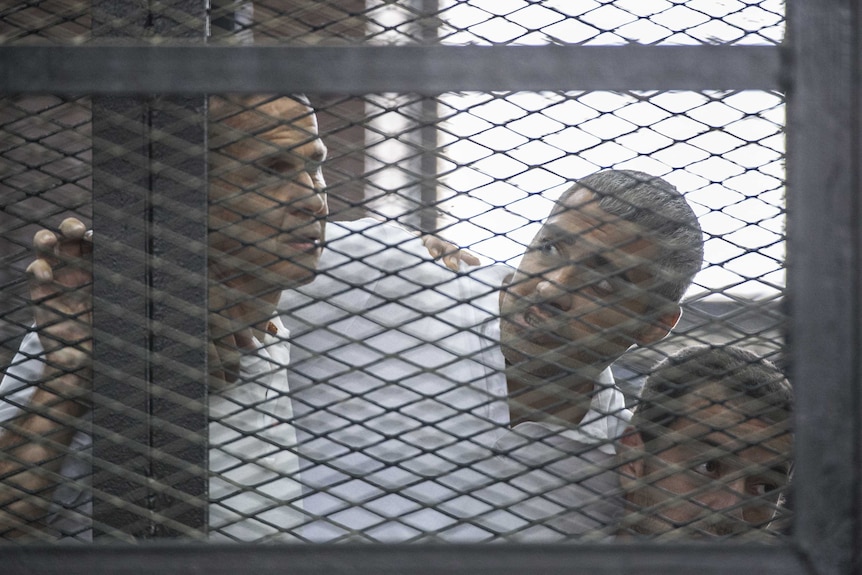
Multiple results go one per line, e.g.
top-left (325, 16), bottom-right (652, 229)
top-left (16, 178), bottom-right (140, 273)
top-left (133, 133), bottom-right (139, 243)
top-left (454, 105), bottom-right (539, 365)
top-left (540, 186), bottom-right (659, 276)
top-left (549, 186), bottom-right (644, 240)
top-left (548, 184), bottom-right (646, 230)
top-left (211, 96), bottom-right (323, 162)
top-left (666, 391), bottom-right (792, 461)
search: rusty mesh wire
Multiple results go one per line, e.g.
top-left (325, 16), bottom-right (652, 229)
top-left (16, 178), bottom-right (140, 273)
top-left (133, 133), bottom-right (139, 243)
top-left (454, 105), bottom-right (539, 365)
top-left (0, 1), bottom-right (790, 544)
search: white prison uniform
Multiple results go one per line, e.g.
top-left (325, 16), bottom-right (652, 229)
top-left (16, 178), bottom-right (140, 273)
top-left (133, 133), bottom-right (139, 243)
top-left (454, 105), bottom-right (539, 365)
top-left (463, 391), bottom-right (631, 542)
top-left (279, 218), bottom-right (629, 542)
top-left (0, 329), bottom-right (92, 541)
top-left (209, 316), bottom-right (303, 541)
top-left (404, 400), bottom-right (630, 543)
top-left (528, 367), bottom-right (632, 457)
top-left (0, 317), bottom-right (302, 542)
top-left (446, 422), bottom-right (625, 542)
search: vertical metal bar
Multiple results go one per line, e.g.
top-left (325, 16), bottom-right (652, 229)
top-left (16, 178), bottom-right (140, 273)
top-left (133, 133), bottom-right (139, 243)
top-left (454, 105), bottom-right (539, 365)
top-left (147, 94), bottom-right (208, 538)
top-left (786, 0), bottom-right (861, 573)
top-left (148, 0), bottom-right (210, 538)
top-left (91, 95), bottom-right (153, 540)
top-left (90, 0), bottom-right (208, 540)
top-left (419, 98), bottom-right (439, 233)
top-left (419, 0), bottom-right (440, 233)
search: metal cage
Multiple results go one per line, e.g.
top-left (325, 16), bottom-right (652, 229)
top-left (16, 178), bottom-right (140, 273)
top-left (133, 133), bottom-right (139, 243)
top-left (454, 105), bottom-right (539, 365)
top-left (0, 0), bottom-right (859, 572)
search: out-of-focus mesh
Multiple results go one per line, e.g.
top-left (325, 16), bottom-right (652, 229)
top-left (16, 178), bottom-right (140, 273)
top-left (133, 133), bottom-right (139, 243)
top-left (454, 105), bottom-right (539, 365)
top-left (0, 0), bottom-right (789, 545)
top-left (1, 0), bottom-right (784, 45)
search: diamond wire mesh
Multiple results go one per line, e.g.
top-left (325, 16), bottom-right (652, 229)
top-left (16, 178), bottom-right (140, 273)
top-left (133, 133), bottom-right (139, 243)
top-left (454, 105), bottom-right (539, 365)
top-left (0, 0), bottom-right (791, 545)
top-left (1, 1), bottom-right (784, 45)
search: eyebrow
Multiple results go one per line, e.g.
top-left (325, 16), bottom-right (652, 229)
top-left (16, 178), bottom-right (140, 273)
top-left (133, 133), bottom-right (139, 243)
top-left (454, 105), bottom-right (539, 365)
top-left (691, 435), bottom-right (792, 476)
top-left (686, 435), bottom-right (733, 453)
top-left (542, 224), bottom-right (577, 247)
top-left (589, 255), bottom-right (638, 287)
top-left (541, 222), bottom-right (652, 287)
top-left (770, 464), bottom-right (792, 478)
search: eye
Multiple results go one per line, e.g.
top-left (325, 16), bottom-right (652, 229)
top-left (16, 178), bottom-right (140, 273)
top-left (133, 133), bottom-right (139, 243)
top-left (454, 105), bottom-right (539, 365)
top-left (750, 482), bottom-right (779, 497)
top-left (533, 238), bottom-right (560, 257)
top-left (695, 460), bottom-right (721, 478)
top-left (749, 475), bottom-right (784, 497)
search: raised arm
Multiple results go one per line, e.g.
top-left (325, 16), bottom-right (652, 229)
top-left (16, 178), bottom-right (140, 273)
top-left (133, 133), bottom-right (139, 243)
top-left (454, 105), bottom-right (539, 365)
top-left (0, 218), bottom-right (92, 539)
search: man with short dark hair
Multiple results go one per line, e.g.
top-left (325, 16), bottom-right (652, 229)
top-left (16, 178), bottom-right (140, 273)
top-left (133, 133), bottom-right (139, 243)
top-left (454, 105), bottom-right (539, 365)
top-left (281, 169), bottom-right (705, 541)
top-left (616, 345), bottom-right (793, 540)
top-left (499, 170), bottom-right (704, 427)
top-left (459, 345), bottom-right (794, 541)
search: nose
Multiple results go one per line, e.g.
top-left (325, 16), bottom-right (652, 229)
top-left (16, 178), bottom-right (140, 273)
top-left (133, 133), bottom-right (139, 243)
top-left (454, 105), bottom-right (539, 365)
top-left (284, 171), bottom-right (328, 219)
top-left (535, 268), bottom-right (573, 312)
top-left (705, 478), bottom-right (746, 510)
top-left (699, 479), bottom-right (748, 531)
top-left (536, 265), bottom-right (578, 311)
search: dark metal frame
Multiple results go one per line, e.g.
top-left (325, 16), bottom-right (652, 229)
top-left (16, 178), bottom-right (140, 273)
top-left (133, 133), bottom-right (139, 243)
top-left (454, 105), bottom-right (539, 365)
top-left (2, 45), bottom-right (781, 93)
top-left (0, 0), bottom-right (859, 572)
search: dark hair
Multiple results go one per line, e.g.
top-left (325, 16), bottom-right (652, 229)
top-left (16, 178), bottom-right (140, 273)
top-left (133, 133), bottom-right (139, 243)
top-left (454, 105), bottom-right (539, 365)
top-left (559, 169), bottom-right (704, 307)
top-left (631, 345), bottom-right (794, 445)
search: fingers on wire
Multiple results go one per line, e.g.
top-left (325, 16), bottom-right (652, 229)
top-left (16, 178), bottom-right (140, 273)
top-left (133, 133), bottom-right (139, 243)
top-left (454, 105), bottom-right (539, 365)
top-left (27, 218), bottom-right (93, 300)
top-left (442, 249), bottom-right (481, 271)
top-left (57, 217), bottom-right (93, 259)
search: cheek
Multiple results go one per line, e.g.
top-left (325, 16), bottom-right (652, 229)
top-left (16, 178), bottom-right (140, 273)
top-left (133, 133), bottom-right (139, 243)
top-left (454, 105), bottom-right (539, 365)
top-left (575, 300), bottom-right (646, 339)
top-left (214, 189), bottom-right (279, 219)
top-left (741, 487), bottom-right (784, 524)
top-left (208, 205), bottom-right (239, 255)
top-left (210, 197), bottom-right (281, 242)
top-left (507, 269), bottom-right (537, 297)
top-left (209, 202), bottom-right (237, 233)
top-left (643, 462), bottom-right (700, 510)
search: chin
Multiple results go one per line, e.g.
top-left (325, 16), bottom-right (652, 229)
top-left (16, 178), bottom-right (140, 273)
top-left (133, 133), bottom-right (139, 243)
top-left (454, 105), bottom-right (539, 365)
top-left (268, 255), bottom-right (321, 288)
top-left (292, 270), bottom-right (318, 287)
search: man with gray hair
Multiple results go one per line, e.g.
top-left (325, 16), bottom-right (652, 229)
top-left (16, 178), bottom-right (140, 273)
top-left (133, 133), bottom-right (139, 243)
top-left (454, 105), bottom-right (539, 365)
top-left (0, 95), bottom-right (329, 541)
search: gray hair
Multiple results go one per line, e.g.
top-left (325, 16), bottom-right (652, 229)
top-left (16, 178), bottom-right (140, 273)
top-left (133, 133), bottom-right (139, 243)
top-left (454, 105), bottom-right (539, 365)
top-left (631, 345), bottom-right (794, 445)
top-left (207, 94), bottom-right (316, 154)
top-left (559, 170), bottom-right (704, 307)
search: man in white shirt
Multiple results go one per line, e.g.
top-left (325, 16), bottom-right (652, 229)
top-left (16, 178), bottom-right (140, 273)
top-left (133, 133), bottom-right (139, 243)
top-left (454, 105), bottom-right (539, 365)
top-left (0, 94), bottom-right (328, 541)
top-left (280, 169), bottom-right (704, 541)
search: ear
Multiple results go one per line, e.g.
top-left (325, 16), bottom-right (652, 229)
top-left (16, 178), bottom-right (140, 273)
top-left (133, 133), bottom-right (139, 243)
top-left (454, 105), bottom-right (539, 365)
top-left (617, 426), bottom-right (647, 490)
top-left (634, 305), bottom-right (681, 346)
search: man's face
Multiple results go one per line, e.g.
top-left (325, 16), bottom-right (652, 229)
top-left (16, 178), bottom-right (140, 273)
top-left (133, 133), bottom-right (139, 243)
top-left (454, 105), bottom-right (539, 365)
top-left (208, 96), bottom-right (328, 303)
top-left (499, 186), bottom-right (674, 376)
top-left (621, 390), bottom-right (793, 539)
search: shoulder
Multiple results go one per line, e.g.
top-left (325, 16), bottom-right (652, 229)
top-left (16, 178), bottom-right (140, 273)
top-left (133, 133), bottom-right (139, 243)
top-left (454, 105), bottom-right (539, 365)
top-left (498, 422), bottom-right (615, 465)
top-left (0, 330), bottom-right (45, 422)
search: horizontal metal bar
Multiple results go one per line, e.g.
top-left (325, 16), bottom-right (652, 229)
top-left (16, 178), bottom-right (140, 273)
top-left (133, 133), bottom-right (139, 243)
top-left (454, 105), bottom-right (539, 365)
top-left (0, 45), bottom-right (783, 94)
top-left (0, 543), bottom-right (809, 575)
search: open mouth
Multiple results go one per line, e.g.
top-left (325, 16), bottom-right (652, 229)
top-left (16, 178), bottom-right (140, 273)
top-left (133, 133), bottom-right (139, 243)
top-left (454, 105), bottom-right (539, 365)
top-left (285, 237), bottom-right (322, 252)
top-left (279, 225), bottom-right (324, 253)
top-left (523, 306), bottom-right (548, 328)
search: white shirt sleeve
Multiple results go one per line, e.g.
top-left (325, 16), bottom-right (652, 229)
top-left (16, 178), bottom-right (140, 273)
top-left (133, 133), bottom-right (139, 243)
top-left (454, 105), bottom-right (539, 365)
top-left (0, 329), bottom-right (92, 540)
